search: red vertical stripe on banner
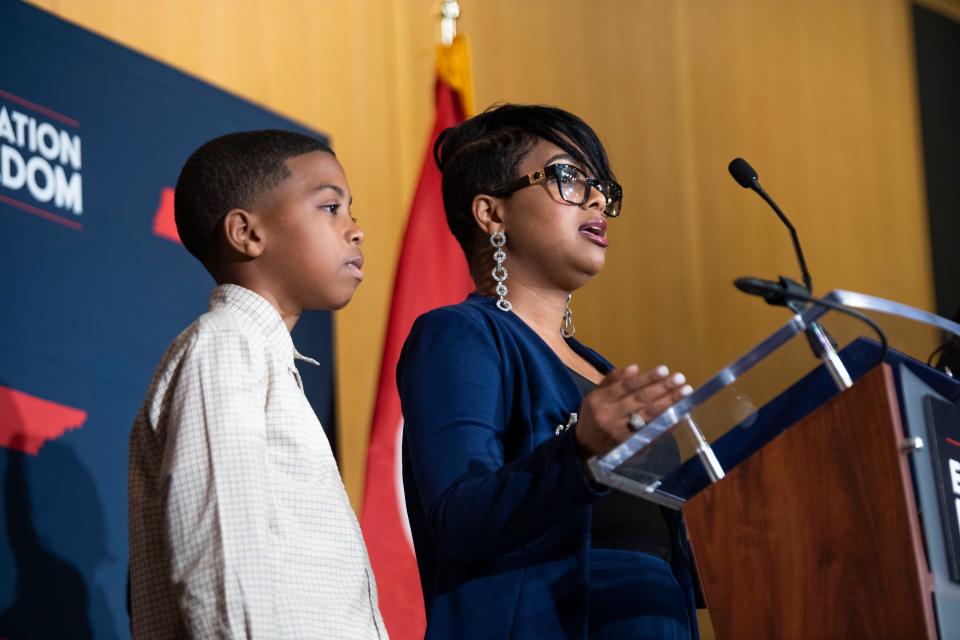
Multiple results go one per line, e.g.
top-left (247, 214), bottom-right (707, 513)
top-left (360, 80), bottom-right (473, 639)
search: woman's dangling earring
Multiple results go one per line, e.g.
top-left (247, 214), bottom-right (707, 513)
top-left (561, 294), bottom-right (576, 338)
top-left (490, 231), bottom-right (511, 312)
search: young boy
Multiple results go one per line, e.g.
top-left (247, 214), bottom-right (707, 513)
top-left (128, 130), bottom-right (386, 639)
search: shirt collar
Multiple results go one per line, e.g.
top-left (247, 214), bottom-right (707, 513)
top-left (208, 284), bottom-right (319, 366)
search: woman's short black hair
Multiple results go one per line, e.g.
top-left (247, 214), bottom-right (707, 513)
top-left (174, 129), bottom-right (333, 265)
top-left (434, 103), bottom-right (614, 260)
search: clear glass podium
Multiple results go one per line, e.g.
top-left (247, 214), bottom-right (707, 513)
top-left (588, 290), bottom-right (960, 508)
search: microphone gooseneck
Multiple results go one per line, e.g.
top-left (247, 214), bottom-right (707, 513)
top-left (728, 157), bottom-right (813, 295)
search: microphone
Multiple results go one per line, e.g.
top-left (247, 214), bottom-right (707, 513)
top-left (733, 275), bottom-right (820, 313)
top-left (728, 157), bottom-right (813, 294)
top-left (733, 276), bottom-right (805, 311)
top-left (728, 157), bottom-right (757, 189)
top-left (735, 276), bottom-right (889, 376)
top-left (729, 158), bottom-right (863, 391)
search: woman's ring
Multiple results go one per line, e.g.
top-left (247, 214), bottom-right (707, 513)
top-left (628, 412), bottom-right (646, 432)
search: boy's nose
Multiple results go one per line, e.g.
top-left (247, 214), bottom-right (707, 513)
top-left (348, 221), bottom-right (364, 245)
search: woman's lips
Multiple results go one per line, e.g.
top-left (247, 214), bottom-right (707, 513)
top-left (579, 219), bottom-right (608, 247)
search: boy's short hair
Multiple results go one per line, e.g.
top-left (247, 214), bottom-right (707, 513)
top-left (174, 129), bottom-right (333, 264)
top-left (433, 104), bottom-right (614, 261)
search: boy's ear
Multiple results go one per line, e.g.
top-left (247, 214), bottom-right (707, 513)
top-left (471, 194), bottom-right (505, 236)
top-left (222, 209), bottom-right (265, 258)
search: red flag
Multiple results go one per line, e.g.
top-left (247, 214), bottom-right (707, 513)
top-left (360, 36), bottom-right (474, 639)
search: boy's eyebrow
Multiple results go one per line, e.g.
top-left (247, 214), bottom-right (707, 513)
top-left (312, 184), bottom-right (343, 196)
top-left (312, 183), bottom-right (353, 204)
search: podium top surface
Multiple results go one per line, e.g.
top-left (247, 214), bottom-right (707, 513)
top-left (589, 290), bottom-right (960, 508)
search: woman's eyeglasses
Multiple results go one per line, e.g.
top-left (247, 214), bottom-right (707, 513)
top-left (495, 163), bottom-right (623, 217)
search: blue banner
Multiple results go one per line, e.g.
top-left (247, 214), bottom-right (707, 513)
top-left (0, 3), bottom-right (335, 637)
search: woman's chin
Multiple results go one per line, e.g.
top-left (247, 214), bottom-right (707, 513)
top-left (580, 254), bottom-right (606, 277)
top-left (559, 263), bottom-right (604, 291)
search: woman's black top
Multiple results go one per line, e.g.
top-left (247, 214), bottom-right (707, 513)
top-left (568, 368), bottom-right (673, 562)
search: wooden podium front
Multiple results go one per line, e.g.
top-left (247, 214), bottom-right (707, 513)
top-left (684, 365), bottom-right (937, 639)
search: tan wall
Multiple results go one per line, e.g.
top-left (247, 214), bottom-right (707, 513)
top-left (28, 0), bottom-right (936, 514)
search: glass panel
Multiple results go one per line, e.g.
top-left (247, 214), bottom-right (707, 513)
top-left (589, 290), bottom-right (960, 508)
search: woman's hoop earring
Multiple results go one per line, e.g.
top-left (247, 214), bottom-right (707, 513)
top-left (561, 294), bottom-right (576, 338)
top-left (490, 231), bottom-right (511, 312)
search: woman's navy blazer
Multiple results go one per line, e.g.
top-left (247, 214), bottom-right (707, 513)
top-left (398, 294), bottom-right (700, 639)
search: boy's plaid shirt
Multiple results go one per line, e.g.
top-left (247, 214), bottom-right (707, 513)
top-left (128, 284), bottom-right (387, 639)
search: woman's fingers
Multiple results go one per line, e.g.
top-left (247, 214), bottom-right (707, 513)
top-left (598, 364), bottom-right (670, 400)
top-left (629, 372), bottom-right (688, 405)
top-left (577, 364), bottom-right (694, 457)
top-left (608, 370), bottom-right (688, 408)
top-left (609, 374), bottom-right (693, 422)
top-left (596, 364), bottom-right (640, 389)
top-left (630, 384), bottom-right (694, 421)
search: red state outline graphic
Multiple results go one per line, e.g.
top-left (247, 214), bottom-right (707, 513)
top-left (152, 186), bottom-right (180, 244)
top-left (0, 385), bottom-right (87, 455)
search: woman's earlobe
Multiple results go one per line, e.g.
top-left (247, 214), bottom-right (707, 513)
top-left (472, 194), bottom-right (505, 235)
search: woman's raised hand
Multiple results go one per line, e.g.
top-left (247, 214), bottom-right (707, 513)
top-left (574, 364), bottom-right (693, 458)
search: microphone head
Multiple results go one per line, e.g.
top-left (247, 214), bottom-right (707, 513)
top-left (728, 157), bottom-right (758, 189)
top-left (734, 276), bottom-right (776, 298)
top-left (734, 276), bottom-right (790, 306)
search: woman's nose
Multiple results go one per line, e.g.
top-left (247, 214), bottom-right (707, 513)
top-left (584, 184), bottom-right (607, 211)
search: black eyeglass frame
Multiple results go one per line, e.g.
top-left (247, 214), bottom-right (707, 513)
top-left (495, 163), bottom-right (623, 217)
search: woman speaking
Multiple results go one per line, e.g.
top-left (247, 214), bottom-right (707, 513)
top-left (398, 104), bottom-right (701, 639)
